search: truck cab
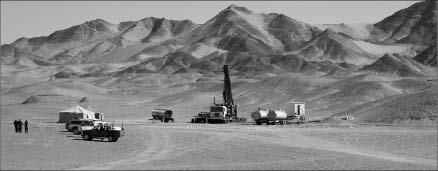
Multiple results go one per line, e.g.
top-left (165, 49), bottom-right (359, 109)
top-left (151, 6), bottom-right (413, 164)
top-left (209, 105), bottom-right (228, 118)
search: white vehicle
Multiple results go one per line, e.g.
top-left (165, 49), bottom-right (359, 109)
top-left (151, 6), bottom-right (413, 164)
top-left (252, 102), bottom-right (307, 125)
top-left (65, 119), bottom-right (94, 135)
top-left (79, 121), bottom-right (122, 133)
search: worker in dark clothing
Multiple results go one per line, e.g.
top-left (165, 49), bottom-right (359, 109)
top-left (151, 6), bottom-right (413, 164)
top-left (24, 120), bottom-right (28, 134)
top-left (18, 119), bottom-right (23, 133)
top-left (13, 120), bottom-right (18, 133)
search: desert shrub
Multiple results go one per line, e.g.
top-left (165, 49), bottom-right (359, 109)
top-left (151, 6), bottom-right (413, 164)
top-left (22, 96), bottom-right (41, 104)
top-left (54, 71), bottom-right (78, 79)
top-left (79, 97), bottom-right (89, 103)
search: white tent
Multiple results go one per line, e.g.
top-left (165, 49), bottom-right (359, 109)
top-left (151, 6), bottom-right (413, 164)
top-left (58, 105), bottom-right (99, 123)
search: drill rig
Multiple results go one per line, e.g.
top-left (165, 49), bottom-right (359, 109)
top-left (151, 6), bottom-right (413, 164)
top-left (191, 65), bottom-right (247, 123)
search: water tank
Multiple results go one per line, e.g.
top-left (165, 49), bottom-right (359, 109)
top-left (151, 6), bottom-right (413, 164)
top-left (267, 110), bottom-right (287, 120)
top-left (152, 109), bottom-right (173, 117)
top-left (251, 110), bottom-right (269, 120)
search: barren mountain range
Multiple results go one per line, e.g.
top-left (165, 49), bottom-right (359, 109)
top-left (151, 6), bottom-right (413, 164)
top-left (1, 1), bottom-right (437, 123)
top-left (1, 1), bottom-right (436, 75)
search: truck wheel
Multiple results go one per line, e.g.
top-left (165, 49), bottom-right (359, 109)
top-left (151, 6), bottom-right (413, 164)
top-left (83, 134), bottom-right (92, 141)
top-left (72, 127), bottom-right (80, 135)
top-left (256, 121), bottom-right (261, 125)
top-left (164, 118), bottom-right (169, 123)
top-left (108, 136), bottom-right (117, 142)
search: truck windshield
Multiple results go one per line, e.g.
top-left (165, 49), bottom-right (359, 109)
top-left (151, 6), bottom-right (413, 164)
top-left (85, 121), bottom-right (93, 126)
top-left (152, 112), bottom-right (163, 115)
top-left (71, 121), bottom-right (80, 124)
top-left (210, 107), bottom-right (224, 112)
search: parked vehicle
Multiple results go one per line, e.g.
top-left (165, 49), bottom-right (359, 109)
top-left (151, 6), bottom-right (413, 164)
top-left (251, 102), bottom-right (307, 125)
top-left (151, 109), bottom-right (174, 123)
top-left (65, 118), bottom-right (94, 135)
top-left (81, 125), bottom-right (121, 142)
top-left (79, 121), bottom-right (110, 133)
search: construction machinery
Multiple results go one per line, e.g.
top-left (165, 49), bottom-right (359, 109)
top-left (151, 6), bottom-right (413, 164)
top-left (191, 65), bottom-right (247, 124)
top-left (252, 102), bottom-right (307, 125)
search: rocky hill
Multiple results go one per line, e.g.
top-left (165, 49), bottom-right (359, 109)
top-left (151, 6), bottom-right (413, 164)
top-left (0, 3), bottom-right (436, 77)
top-left (1, 2), bottom-right (436, 126)
top-left (413, 42), bottom-right (437, 66)
top-left (329, 85), bottom-right (437, 123)
top-left (291, 28), bottom-right (377, 65)
top-left (361, 53), bottom-right (434, 77)
top-left (372, 0), bottom-right (437, 45)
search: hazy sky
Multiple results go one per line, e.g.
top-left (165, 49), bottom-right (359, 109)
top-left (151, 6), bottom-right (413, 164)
top-left (1, 1), bottom-right (418, 44)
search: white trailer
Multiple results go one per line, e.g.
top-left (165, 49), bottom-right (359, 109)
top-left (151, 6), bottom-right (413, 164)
top-left (251, 102), bottom-right (307, 125)
top-left (289, 102), bottom-right (307, 121)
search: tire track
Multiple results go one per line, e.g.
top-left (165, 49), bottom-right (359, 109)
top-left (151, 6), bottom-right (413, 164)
top-left (74, 126), bottom-right (174, 170)
top-left (73, 124), bottom-right (436, 169)
top-left (124, 127), bottom-right (242, 168)
top-left (248, 131), bottom-right (437, 167)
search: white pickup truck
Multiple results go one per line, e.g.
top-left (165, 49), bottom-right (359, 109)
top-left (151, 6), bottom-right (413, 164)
top-left (66, 119), bottom-right (94, 135)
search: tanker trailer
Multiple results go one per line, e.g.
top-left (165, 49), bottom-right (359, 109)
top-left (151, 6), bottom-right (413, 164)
top-left (251, 109), bottom-right (270, 125)
top-left (151, 108), bottom-right (174, 123)
top-left (266, 109), bottom-right (289, 125)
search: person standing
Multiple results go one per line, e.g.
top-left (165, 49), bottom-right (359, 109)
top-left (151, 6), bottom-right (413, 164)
top-left (24, 120), bottom-right (28, 134)
top-left (13, 120), bottom-right (18, 133)
top-left (18, 119), bottom-right (23, 133)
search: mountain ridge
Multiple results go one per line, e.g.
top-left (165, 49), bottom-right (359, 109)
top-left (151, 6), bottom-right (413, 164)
top-left (1, 2), bottom-right (436, 77)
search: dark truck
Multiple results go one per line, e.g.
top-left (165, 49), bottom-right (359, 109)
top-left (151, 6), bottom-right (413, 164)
top-left (81, 124), bottom-right (121, 142)
top-left (151, 108), bottom-right (174, 123)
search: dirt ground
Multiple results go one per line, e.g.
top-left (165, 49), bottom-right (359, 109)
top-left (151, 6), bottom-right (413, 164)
top-left (1, 118), bottom-right (436, 170)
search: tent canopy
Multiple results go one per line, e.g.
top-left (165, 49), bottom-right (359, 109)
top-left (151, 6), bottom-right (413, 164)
top-left (58, 105), bottom-right (100, 123)
top-left (60, 105), bottom-right (95, 115)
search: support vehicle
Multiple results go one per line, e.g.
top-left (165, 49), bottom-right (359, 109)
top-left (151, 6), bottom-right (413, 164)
top-left (252, 102), bottom-right (307, 125)
top-left (151, 109), bottom-right (174, 123)
top-left (65, 118), bottom-right (94, 135)
top-left (79, 121), bottom-right (123, 133)
top-left (81, 124), bottom-right (122, 142)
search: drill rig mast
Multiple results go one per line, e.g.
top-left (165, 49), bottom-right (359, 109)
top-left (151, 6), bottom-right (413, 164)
top-left (191, 65), bottom-right (246, 123)
top-left (221, 65), bottom-right (238, 120)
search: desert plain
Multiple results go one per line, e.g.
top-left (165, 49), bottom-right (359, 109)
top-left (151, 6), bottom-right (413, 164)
top-left (1, 66), bottom-right (437, 170)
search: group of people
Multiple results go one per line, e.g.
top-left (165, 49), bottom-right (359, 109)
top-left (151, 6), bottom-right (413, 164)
top-left (96, 124), bottom-right (111, 131)
top-left (13, 119), bottom-right (28, 134)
